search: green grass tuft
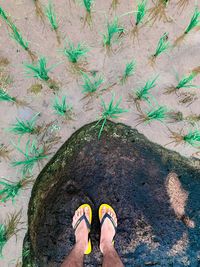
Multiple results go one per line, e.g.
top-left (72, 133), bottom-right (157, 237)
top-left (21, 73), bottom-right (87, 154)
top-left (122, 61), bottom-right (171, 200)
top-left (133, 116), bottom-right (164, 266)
top-left (57, 39), bottom-right (90, 63)
top-left (137, 99), bottom-right (170, 125)
top-left (79, 72), bottom-right (105, 93)
top-left (77, 0), bottom-right (94, 12)
top-left (121, 60), bottom-right (136, 85)
top-left (43, 0), bottom-right (58, 30)
top-left (10, 137), bottom-right (51, 178)
top-left (101, 15), bottom-right (126, 47)
top-left (132, 73), bottom-right (159, 102)
top-left (0, 178), bottom-right (33, 204)
top-left (135, 0), bottom-right (149, 25)
top-left (23, 55), bottom-right (61, 81)
top-left (52, 93), bottom-right (72, 118)
top-left (154, 32), bottom-right (174, 57)
top-left (9, 22), bottom-right (29, 50)
top-left (184, 5), bottom-right (200, 34)
top-left (5, 113), bottom-right (40, 136)
top-left (0, 6), bottom-right (8, 20)
top-left (96, 93), bottom-right (129, 139)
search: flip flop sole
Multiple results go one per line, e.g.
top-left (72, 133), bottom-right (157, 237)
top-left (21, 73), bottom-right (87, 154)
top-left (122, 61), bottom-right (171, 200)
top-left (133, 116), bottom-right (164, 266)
top-left (99, 204), bottom-right (117, 245)
top-left (75, 204), bottom-right (92, 254)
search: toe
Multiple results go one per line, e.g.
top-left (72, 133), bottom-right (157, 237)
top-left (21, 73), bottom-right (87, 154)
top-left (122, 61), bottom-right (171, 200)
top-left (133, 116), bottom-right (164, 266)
top-left (79, 207), bottom-right (83, 217)
top-left (101, 206), bottom-right (107, 221)
top-left (85, 206), bottom-right (90, 222)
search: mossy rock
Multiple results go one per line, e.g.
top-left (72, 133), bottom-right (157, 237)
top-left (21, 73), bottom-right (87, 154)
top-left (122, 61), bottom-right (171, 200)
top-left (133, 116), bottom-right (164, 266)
top-left (22, 120), bottom-right (200, 266)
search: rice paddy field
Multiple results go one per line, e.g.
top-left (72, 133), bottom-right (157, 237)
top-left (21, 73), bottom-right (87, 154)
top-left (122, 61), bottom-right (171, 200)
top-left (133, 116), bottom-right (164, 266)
top-left (0, 0), bottom-right (200, 266)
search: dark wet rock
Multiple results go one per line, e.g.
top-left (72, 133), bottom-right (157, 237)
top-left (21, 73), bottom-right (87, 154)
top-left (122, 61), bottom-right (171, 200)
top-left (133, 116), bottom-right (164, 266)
top-left (22, 120), bottom-right (200, 267)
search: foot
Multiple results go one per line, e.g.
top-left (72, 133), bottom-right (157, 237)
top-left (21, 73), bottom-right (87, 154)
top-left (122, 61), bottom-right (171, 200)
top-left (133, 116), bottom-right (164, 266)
top-left (72, 206), bottom-right (90, 253)
top-left (100, 206), bottom-right (117, 254)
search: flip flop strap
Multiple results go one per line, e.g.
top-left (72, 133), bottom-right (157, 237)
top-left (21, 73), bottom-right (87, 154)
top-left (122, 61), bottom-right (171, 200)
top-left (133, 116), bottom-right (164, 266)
top-left (73, 214), bottom-right (91, 233)
top-left (100, 213), bottom-right (117, 233)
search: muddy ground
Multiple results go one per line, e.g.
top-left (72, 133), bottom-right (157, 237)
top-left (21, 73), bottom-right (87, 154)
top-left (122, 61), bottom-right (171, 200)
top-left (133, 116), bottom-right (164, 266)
top-left (0, 0), bottom-right (200, 266)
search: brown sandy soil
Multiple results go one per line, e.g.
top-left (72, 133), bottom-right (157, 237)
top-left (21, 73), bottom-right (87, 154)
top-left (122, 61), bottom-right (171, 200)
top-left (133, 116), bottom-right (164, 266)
top-left (0, 0), bottom-right (200, 266)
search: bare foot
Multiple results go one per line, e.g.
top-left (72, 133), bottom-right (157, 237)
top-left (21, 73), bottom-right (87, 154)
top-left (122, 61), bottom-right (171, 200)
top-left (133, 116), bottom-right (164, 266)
top-left (72, 206), bottom-right (90, 253)
top-left (100, 206), bottom-right (117, 253)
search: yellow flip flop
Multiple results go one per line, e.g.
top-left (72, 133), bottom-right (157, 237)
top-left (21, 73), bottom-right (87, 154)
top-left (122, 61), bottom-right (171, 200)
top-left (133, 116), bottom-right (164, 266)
top-left (73, 204), bottom-right (92, 254)
top-left (99, 204), bottom-right (117, 246)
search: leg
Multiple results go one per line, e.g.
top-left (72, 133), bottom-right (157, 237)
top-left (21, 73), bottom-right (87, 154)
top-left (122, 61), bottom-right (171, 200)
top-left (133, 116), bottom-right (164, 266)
top-left (100, 206), bottom-right (124, 267)
top-left (61, 207), bottom-right (90, 267)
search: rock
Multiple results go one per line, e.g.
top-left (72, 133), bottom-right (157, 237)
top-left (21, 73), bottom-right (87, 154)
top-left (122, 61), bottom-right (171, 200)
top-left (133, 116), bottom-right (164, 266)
top-left (22, 120), bottom-right (200, 267)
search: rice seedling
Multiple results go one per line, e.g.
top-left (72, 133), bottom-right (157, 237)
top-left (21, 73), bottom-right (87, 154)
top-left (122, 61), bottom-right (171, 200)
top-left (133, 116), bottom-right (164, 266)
top-left (5, 112), bottom-right (40, 136)
top-left (0, 57), bottom-right (10, 68)
top-left (0, 89), bottom-right (15, 102)
top-left (121, 60), bottom-right (136, 85)
top-left (0, 210), bottom-right (23, 259)
top-left (96, 93), bottom-right (129, 139)
top-left (0, 177), bottom-right (34, 204)
top-left (174, 5), bottom-right (200, 46)
top-left (0, 71), bottom-right (13, 89)
top-left (43, 0), bottom-right (58, 30)
top-left (23, 55), bottom-right (61, 81)
top-left (57, 39), bottom-right (90, 63)
top-left (79, 72), bottom-right (105, 94)
top-left (165, 68), bottom-right (199, 94)
top-left (77, 0), bottom-right (95, 28)
top-left (10, 137), bottom-right (52, 178)
top-left (168, 123), bottom-right (200, 150)
top-left (52, 93), bottom-right (72, 119)
top-left (135, 0), bottom-right (149, 26)
top-left (148, 0), bottom-right (170, 24)
top-left (184, 5), bottom-right (200, 34)
top-left (101, 15), bottom-right (126, 48)
top-left (33, 0), bottom-right (45, 21)
top-left (131, 73), bottom-right (160, 109)
top-left (0, 6), bottom-right (8, 21)
top-left (136, 99), bottom-right (170, 126)
top-left (8, 22), bottom-right (29, 51)
top-left (150, 33), bottom-right (174, 64)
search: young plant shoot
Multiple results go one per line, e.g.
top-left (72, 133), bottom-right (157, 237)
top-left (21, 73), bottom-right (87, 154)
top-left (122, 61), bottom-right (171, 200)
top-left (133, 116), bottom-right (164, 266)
top-left (5, 113), bottom-right (40, 136)
top-left (101, 15), bottom-right (126, 48)
top-left (52, 93), bottom-right (72, 119)
top-left (135, 0), bottom-right (149, 26)
top-left (176, 0), bottom-right (189, 13)
top-left (77, 0), bottom-right (95, 28)
top-left (9, 22), bottom-right (29, 51)
top-left (43, 0), bottom-right (58, 30)
top-left (121, 60), bottom-right (136, 85)
top-left (165, 68), bottom-right (198, 94)
top-left (10, 137), bottom-right (51, 178)
top-left (23, 55), bottom-right (61, 81)
top-left (174, 5), bottom-right (200, 46)
top-left (79, 72), bottom-right (105, 94)
top-left (0, 177), bottom-right (34, 204)
top-left (96, 94), bottom-right (129, 139)
top-left (150, 33), bottom-right (174, 64)
top-left (57, 39), bottom-right (90, 63)
top-left (0, 211), bottom-right (22, 259)
top-left (168, 123), bottom-right (200, 150)
top-left (136, 98), bottom-right (170, 126)
top-left (132, 73), bottom-right (159, 110)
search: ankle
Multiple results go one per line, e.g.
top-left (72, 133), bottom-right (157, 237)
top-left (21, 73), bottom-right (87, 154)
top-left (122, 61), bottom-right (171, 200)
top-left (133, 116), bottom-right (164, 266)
top-left (100, 240), bottom-right (113, 254)
top-left (75, 240), bottom-right (88, 254)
